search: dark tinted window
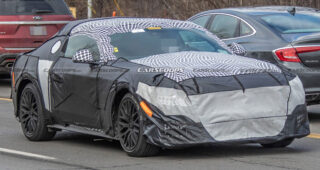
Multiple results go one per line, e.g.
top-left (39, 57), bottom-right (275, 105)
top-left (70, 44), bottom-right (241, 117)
top-left (65, 35), bottom-right (100, 61)
top-left (260, 13), bottom-right (320, 34)
top-left (209, 14), bottom-right (240, 39)
top-left (110, 28), bottom-right (230, 60)
top-left (0, 0), bottom-right (71, 15)
top-left (190, 15), bottom-right (211, 27)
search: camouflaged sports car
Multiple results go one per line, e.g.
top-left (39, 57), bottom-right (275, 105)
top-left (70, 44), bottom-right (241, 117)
top-left (12, 18), bottom-right (310, 157)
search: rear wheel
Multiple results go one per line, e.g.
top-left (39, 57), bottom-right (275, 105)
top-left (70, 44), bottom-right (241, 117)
top-left (117, 93), bottom-right (159, 157)
top-left (260, 138), bottom-right (294, 148)
top-left (19, 83), bottom-right (56, 141)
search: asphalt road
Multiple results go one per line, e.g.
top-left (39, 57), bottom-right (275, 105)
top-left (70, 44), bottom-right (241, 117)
top-left (1, 78), bottom-right (320, 170)
top-left (0, 78), bottom-right (10, 98)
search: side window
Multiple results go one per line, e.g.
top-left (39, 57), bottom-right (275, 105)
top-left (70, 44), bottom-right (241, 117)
top-left (64, 35), bottom-right (100, 61)
top-left (209, 14), bottom-right (240, 39)
top-left (190, 15), bottom-right (211, 27)
top-left (240, 21), bottom-right (253, 36)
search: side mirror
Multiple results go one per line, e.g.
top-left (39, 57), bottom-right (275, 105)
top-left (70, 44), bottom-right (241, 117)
top-left (72, 49), bottom-right (95, 63)
top-left (229, 42), bottom-right (247, 56)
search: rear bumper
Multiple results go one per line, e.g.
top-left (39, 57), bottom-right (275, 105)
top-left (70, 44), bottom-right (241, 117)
top-left (292, 69), bottom-right (320, 105)
top-left (0, 53), bottom-right (18, 75)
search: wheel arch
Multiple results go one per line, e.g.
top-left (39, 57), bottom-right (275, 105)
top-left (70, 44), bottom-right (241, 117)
top-left (15, 76), bottom-right (44, 119)
top-left (111, 88), bottom-right (130, 128)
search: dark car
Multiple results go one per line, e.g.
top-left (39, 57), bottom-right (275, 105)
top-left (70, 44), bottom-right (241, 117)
top-left (188, 6), bottom-right (320, 105)
top-left (0, 0), bottom-right (74, 77)
top-left (12, 18), bottom-right (309, 157)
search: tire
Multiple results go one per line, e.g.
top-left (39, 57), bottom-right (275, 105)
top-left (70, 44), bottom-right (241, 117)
top-left (19, 83), bottom-right (56, 141)
top-left (117, 93), bottom-right (160, 157)
top-left (260, 138), bottom-right (294, 148)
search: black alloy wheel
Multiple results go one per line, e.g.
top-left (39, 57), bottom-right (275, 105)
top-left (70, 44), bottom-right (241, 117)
top-left (19, 84), bottom-right (56, 141)
top-left (20, 89), bottom-right (39, 136)
top-left (118, 96), bottom-right (140, 151)
top-left (117, 93), bottom-right (159, 157)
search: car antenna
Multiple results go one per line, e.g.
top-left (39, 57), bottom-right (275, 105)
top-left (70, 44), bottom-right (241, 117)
top-left (287, 7), bottom-right (296, 16)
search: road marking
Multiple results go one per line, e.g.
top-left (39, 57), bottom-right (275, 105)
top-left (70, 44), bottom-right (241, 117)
top-left (0, 98), bottom-right (12, 102)
top-left (308, 133), bottom-right (320, 139)
top-left (0, 148), bottom-right (56, 160)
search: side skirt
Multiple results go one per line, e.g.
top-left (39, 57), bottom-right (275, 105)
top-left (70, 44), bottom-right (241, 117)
top-left (47, 124), bottom-right (118, 140)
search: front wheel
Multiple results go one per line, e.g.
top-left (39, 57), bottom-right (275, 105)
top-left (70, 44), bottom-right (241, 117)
top-left (19, 83), bottom-right (56, 141)
top-left (117, 93), bottom-right (159, 157)
top-left (260, 138), bottom-right (294, 148)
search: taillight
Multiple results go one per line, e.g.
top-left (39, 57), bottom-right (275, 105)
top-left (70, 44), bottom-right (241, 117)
top-left (274, 48), bottom-right (301, 62)
top-left (5, 59), bottom-right (16, 62)
top-left (274, 46), bottom-right (320, 62)
top-left (295, 46), bottom-right (320, 53)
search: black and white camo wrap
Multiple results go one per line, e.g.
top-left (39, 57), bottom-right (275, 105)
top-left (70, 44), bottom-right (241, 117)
top-left (73, 49), bottom-right (94, 63)
top-left (132, 51), bottom-right (282, 82)
top-left (229, 42), bottom-right (247, 56)
top-left (70, 18), bottom-right (232, 62)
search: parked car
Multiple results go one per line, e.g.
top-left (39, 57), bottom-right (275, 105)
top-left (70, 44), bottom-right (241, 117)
top-left (0, 0), bottom-right (74, 77)
top-left (189, 6), bottom-right (320, 105)
top-left (12, 18), bottom-right (309, 157)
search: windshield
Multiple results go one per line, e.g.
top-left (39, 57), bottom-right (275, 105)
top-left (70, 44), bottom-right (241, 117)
top-left (110, 28), bottom-right (230, 60)
top-left (260, 12), bottom-right (320, 34)
top-left (0, 0), bottom-right (71, 15)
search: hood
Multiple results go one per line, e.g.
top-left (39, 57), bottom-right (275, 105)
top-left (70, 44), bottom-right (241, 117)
top-left (132, 51), bottom-right (281, 82)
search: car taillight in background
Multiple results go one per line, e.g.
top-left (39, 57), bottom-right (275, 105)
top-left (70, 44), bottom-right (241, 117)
top-left (274, 46), bottom-right (320, 62)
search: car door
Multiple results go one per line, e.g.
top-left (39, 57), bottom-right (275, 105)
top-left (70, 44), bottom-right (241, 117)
top-left (50, 34), bottom-right (101, 128)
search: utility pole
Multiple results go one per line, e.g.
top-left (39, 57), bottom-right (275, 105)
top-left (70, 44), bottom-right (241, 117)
top-left (88, 0), bottom-right (92, 18)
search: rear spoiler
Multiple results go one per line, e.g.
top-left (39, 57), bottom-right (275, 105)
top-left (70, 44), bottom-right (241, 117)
top-left (292, 33), bottom-right (320, 45)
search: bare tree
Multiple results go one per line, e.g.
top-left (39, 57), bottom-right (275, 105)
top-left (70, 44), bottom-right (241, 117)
top-left (65, 0), bottom-right (320, 20)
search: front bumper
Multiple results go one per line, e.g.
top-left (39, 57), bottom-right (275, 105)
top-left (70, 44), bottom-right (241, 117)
top-left (133, 68), bottom-right (308, 148)
top-left (143, 104), bottom-right (310, 148)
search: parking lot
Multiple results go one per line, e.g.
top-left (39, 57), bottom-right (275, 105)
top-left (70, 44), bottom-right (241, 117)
top-left (0, 78), bottom-right (319, 170)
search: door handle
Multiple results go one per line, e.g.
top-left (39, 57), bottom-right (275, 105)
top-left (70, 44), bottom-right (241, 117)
top-left (50, 73), bottom-right (63, 83)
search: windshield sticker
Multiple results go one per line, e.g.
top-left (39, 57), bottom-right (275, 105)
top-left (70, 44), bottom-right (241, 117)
top-left (147, 27), bottom-right (162, 30)
top-left (132, 29), bottom-right (145, 33)
top-left (114, 47), bottom-right (119, 53)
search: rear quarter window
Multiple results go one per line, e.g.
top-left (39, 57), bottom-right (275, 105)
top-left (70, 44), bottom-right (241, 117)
top-left (0, 0), bottom-right (71, 15)
top-left (209, 14), bottom-right (240, 39)
top-left (240, 21), bottom-right (253, 36)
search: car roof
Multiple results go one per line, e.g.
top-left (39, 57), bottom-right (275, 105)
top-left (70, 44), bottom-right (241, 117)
top-left (58, 17), bottom-right (114, 36)
top-left (194, 6), bottom-right (319, 17)
top-left (58, 17), bottom-right (197, 36)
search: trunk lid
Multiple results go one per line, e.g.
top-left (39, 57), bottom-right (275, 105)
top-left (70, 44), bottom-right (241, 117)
top-left (0, 15), bottom-right (73, 50)
top-left (282, 33), bottom-right (320, 68)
